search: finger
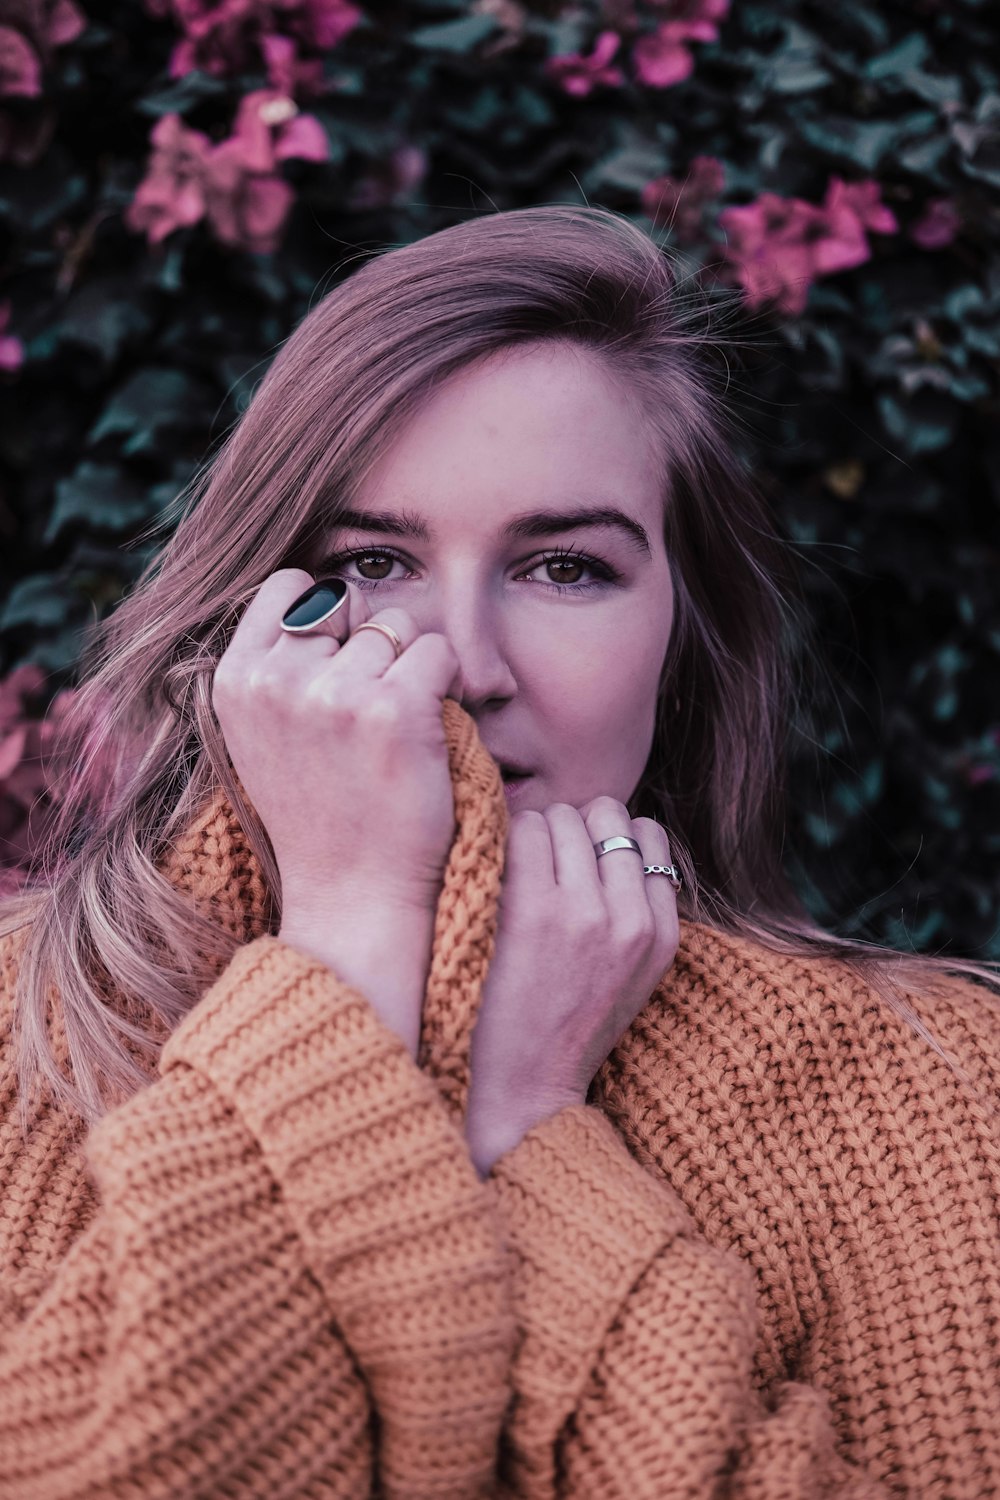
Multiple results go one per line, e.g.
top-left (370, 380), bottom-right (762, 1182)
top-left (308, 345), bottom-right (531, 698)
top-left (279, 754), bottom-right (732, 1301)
top-left (267, 580), bottom-right (371, 669)
top-left (379, 628), bottom-right (465, 704)
top-left (501, 810), bottom-right (555, 894)
top-left (328, 602), bottom-right (423, 682)
top-left (629, 814), bottom-right (679, 919)
top-left (542, 802), bottom-right (606, 895)
top-left (579, 796), bottom-right (649, 901)
top-left (226, 569), bottom-right (326, 660)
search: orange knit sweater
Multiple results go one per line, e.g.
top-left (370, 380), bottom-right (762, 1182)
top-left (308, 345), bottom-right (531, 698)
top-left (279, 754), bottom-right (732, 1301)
top-left (1, 699), bottom-right (999, 1499)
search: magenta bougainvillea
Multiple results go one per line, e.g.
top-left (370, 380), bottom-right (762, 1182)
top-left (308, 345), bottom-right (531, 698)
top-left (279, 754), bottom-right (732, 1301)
top-left (0, 0), bottom-right (86, 165)
top-left (544, 0), bottom-right (729, 97)
top-left (632, 0), bottom-right (729, 89)
top-left (543, 31), bottom-right (625, 97)
top-left (717, 177), bottom-right (899, 316)
top-left (0, 665), bottom-right (78, 896)
top-left (143, 0), bottom-right (362, 91)
top-left (0, 300), bottom-right (23, 371)
top-left (127, 89), bottom-right (329, 253)
top-left (910, 197), bottom-right (962, 250)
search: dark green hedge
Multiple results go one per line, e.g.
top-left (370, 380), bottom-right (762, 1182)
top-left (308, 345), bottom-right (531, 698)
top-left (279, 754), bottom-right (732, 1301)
top-left (1, 0), bottom-right (998, 956)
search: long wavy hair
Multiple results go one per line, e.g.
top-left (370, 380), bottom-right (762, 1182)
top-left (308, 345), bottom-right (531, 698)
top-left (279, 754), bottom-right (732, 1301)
top-left (4, 203), bottom-right (998, 1130)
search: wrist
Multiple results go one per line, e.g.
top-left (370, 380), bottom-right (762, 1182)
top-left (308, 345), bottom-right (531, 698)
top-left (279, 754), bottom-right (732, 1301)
top-left (278, 901), bottom-right (435, 1059)
top-left (465, 1088), bottom-right (585, 1177)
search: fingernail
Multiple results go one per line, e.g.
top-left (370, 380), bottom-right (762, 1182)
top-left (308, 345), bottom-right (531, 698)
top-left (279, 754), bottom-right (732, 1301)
top-left (281, 578), bottom-right (348, 630)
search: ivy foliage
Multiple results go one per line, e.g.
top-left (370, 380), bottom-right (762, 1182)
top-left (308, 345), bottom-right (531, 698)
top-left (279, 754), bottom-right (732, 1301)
top-left (1, 0), bottom-right (998, 956)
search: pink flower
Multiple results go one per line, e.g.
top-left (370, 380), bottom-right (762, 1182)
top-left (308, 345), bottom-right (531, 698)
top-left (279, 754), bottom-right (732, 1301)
top-left (812, 176), bottom-right (898, 274)
top-left (0, 665), bottom-right (68, 884)
top-left (275, 0), bottom-right (362, 52)
top-left (911, 197), bottom-right (961, 250)
top-left (544, 30), bottom-right (625, 97)
top-left (0, 0), bottom-right (85, 164)
top-left (0, 0), bottom-right (85, 96)
top-left (641, 154), bottom-right (724, 242)
top-left (633, 0), bottom-right (728, 88)
top-left (128, 90), bottom-right (327, 254)
top-left (719, 192), bottom-right (823, 315)
top-left (719, 178), bottom-right (899, 316)
top-left (260, 31), bottom-right (326, 96)
top-left (125, 113), bottom-right (212, 245)
top-left (152, 0), bottom-right (361, 84)
top-left (165, 0), bottom-right (259, 79)
top-left (0, 26), bottom-right (43, 97)
top-left (0, 300), bottom-right (24, 371)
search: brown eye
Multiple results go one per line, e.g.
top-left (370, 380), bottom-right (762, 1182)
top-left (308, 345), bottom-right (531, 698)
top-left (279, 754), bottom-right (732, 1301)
top-left (353, 551), bottom-right (396, 581)
top-left (546, 558), bottom-right (586, 585)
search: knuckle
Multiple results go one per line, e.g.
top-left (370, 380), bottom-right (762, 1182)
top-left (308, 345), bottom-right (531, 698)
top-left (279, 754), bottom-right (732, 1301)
top-left (619, 909), bottom-right (656, 952)
top-left (258, 568), bottom-right (315, 610)
top-left (246, 667), bottom-right (286, 703)
top-left (355, 690), bottom-right (402, 732)
top-left (320, 690), bottom-right (362, 730)
top-left (211, 655), bottom-right (235, 702)
top-left (575, 900), bottom-right (609, 939)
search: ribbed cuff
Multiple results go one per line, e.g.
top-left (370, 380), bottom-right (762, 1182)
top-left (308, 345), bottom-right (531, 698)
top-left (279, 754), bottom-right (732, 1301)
top-left (161, 933), bottom-right (500, 1295)
top-left (488, 1103), bottom-right (693, 1407)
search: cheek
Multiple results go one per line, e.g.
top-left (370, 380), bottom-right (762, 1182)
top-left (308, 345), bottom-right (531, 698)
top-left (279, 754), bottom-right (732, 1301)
top-left (536, 630), bottom-right (664, 745)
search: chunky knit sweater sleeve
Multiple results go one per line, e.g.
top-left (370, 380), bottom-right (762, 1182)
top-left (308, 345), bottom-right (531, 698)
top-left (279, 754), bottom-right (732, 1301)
top-left (489, 1104), bottom-right (893, 1499)
top-left (0, 933), bottom-right (514, 1500)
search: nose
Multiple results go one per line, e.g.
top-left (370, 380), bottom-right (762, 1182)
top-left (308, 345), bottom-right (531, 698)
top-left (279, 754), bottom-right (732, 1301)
top-left (420, 587), bottom-right (518, 710)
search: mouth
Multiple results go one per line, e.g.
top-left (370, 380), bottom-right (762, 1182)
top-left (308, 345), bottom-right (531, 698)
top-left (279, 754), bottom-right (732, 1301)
top-left (499, 763), bottom-right (532, 783)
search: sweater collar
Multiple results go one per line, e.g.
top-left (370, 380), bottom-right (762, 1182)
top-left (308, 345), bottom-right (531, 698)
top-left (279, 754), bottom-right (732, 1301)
top-left (160, 699), bottom-right (511, 1122)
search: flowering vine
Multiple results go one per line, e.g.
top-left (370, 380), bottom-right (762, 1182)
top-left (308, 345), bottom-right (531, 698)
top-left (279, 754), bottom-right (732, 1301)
top-left (126, 89), bottom-right (329, 254)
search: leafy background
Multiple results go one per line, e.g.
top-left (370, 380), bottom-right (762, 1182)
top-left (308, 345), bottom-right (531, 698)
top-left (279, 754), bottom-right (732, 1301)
top-left (1, 0), bottom-right (998, 957)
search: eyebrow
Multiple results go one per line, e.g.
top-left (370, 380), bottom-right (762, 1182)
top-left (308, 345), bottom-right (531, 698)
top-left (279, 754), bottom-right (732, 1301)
top-left (327, 504), bottom-right (652, 558)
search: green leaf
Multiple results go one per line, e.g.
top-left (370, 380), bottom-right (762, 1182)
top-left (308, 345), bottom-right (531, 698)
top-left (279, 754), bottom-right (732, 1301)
top-left (409, 14), bottom-right (499, 52)
top-left (86, 368), bottom-right (205, 457)
top-left (593, 139), bottom-right (669, 192)
top-left (45, 463), bottom-right (160, 543)
top-left (135, 71), bottom-right (228, 118)
top-left (0, 574), bottom-right (74, 632)
top-left (58, 277), bottom-right (154, 365)
top-left (877, 390), bottom-right (957, 454)
top-left (797, 111), bottom-right (935, 171)
top-left (767, 21), bottom-right (832, 94)
top-left (864, 33), bottom-right (929, 79)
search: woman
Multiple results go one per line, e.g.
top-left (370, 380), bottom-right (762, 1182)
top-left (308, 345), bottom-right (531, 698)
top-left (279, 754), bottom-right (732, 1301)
top-left (1, 204), bottom-right (998, 1499)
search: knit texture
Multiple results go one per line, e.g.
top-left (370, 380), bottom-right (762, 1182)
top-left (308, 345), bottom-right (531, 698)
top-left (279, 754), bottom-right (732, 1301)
top-left (2, 696), bottom-right (999, 1497)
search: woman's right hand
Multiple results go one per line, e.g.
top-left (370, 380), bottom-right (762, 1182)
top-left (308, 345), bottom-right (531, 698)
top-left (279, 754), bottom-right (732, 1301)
top-left (212, 570), bottom-right (464, 1025)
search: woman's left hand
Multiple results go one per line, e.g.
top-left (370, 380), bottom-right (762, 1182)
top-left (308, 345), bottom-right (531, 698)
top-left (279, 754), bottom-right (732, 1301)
top-left (465, 797), bottom-right (681, 1175)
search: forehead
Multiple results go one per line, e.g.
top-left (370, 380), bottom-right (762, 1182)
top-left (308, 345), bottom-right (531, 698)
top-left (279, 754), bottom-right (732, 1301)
top-left (349, 342), bottom-right (665, 537)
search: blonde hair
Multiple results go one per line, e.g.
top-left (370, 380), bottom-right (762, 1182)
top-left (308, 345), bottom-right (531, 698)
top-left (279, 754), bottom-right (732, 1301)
top-left (3, 203), bottom-right (997, 1131)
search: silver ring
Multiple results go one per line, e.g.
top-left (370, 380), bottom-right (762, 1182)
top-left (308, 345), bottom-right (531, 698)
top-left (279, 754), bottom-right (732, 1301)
top-left (593, 836), bottom-right (642, 858)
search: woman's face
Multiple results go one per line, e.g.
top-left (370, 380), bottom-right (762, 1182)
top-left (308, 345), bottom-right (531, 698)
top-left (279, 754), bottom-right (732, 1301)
top-left (315, 341), bottom-right (675, 813)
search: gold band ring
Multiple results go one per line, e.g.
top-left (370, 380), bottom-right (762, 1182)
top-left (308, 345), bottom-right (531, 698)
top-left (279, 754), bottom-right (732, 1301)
top-left (351, 621), bottom-right (405, 661)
